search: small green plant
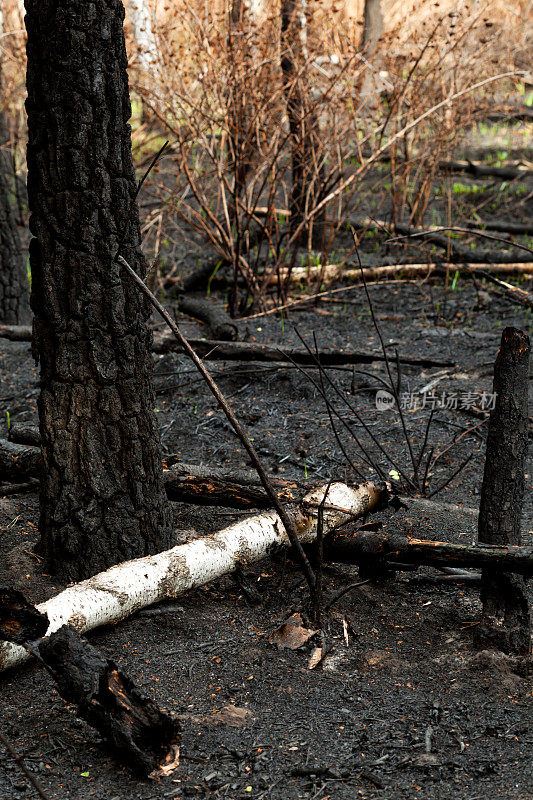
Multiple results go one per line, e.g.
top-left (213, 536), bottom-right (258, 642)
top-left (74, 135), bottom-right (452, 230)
top-left (452, 181), bottom-right (484, 196)
top-left (5, 411), bottom-right (11, 429)
top-left (207, 260), bottom-right (222, 296)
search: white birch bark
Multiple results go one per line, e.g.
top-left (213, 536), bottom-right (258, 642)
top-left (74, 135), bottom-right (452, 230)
top-left (0, 482), bottom-right (384, 673)
top-left (128, 0), bottom-right (158, 72)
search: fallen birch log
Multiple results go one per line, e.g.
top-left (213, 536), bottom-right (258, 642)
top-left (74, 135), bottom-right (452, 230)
top-left (0, 481), bottom-right (386, 673)
top-left (267, 262), bottom-right (533, 288)
top-left (323, 529), bottom-right (533, 575)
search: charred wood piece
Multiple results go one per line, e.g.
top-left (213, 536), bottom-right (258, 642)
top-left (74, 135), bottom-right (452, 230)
top-left (177, 295), bottom-right (238, 341)
top-left (0, 438), bottom-right (42, 481)
top-left (38, 627), bottom-right (180, 776)
top-left (322, 529), bottom-right (533, 576)
top-left (7, 423), bottom-right (41, 446)
top-left (0, 587), bottom-right (48, 645)
top-left (0, 588), bottom-right (180, 776)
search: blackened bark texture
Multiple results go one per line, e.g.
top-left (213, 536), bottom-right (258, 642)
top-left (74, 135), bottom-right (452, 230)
top-left (25, 0), bottom-right (173, 582)
top-left (0, 66), bottom-right (29, 324)
top-left (280, 0), bottom-right (325, 247)
top-left (38, 627), bottom-right (180, 776)
top-left (475, 327), bottom-right (530, 655)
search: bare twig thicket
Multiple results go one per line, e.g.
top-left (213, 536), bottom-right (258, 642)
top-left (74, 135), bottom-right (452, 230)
top-left (118, 0), bottom-right (530, 314)
top-left (1, 1), bottom-right (528, 312)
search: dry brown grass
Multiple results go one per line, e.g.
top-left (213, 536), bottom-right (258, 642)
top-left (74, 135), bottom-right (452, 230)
top-left (1, 0), bottom-right (531, 311)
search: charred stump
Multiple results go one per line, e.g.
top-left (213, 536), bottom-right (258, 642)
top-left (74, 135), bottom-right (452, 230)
top-left (25, 0), bottom-right (173, 581)
top-left (475, 327), bottom-right (531, 655)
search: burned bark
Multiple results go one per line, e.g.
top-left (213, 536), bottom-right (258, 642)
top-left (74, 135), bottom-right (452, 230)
top-left (0, 588), bottom-right (180, 776)
top-left (177, 295), bottom-right (238, 341)
top-left (25, 0), bottom-right (172, 581)
top-left (322, 528), bottom-right (533, 576)
top-left (475, 328), bottom-right (531, 655)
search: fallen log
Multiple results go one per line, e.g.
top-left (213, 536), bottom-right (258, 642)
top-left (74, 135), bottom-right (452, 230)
top-left (438, 160), bottom-right (532, 181)
top-left (152, 337), bottom-right (454, 369)
top-left (0, 324), bottom-right (454, 367)
top-left (7, 423), bottom-right (41, 447)
top-left (323, 529), bottom-right (533, 575)
top-left (0, 439), bottom-right (42, 481)
top-left (463, 219), bottom-right (533, 236)
top-left (0, 439), bottom-right (301, 508)
top-left (351, 218), bottom-right (532, 264)
top-left (163, 461), bottom-right (302, 508)
top-left (475, 327), bottom-right (531, 655)
top-left (0, 481), bottom-right (387, 673)
top-left (269, 262), bottom-right (533, 287)
top-left (0, 323), bottom-right (32, 342)
top-left (0, 588), bottom-right (180, 776)
top-left (177, 295), bottom-right (238, 341)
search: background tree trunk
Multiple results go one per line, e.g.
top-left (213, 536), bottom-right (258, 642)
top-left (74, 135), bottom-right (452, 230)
top-left (0, 2), bottom-right (29, 325)
top-left (361, 0), bottom-right (383, 52)
top-left (280, 0), bottom-right (325, 247)
top-left (360, 0), bottom-right (386, 103)
top-left (127, 0), bottom-right (158, 72)
top-left (475, 327), bottom-right (530, 655)
top-left (25, 0), bottom-right (173, 582)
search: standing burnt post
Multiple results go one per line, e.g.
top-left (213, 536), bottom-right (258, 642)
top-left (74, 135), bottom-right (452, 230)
top-left (475, 327), bottom-right (531, 655)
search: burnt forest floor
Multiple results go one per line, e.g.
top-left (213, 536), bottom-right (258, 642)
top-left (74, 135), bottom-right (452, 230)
top-left (1, 129), bottom-right (532, 800)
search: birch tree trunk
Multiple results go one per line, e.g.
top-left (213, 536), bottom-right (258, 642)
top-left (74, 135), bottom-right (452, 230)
top-left (0, 481), bottom-right (385, 673)
top-left (127, 0), bottom-right (158, 72)
top-left (25, 0), bottom-right (173, 582)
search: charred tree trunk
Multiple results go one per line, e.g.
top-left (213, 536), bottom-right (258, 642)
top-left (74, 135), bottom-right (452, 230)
top-left (25, 0), bottom-right (173, 582)
top-left (475, 327), bottom-right (531, 655)
top-left (0, 13), bottom-right (29, 325)
top-left (280, 0), bottom-right (324, 247)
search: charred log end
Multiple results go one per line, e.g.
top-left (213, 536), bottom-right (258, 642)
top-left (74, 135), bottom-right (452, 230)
top-left (38, 627), bottom-right (180, 777)
top-left (0, 587), bottom-right (49, 645)
top-left (102, 668), bottom-right (181, 777)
